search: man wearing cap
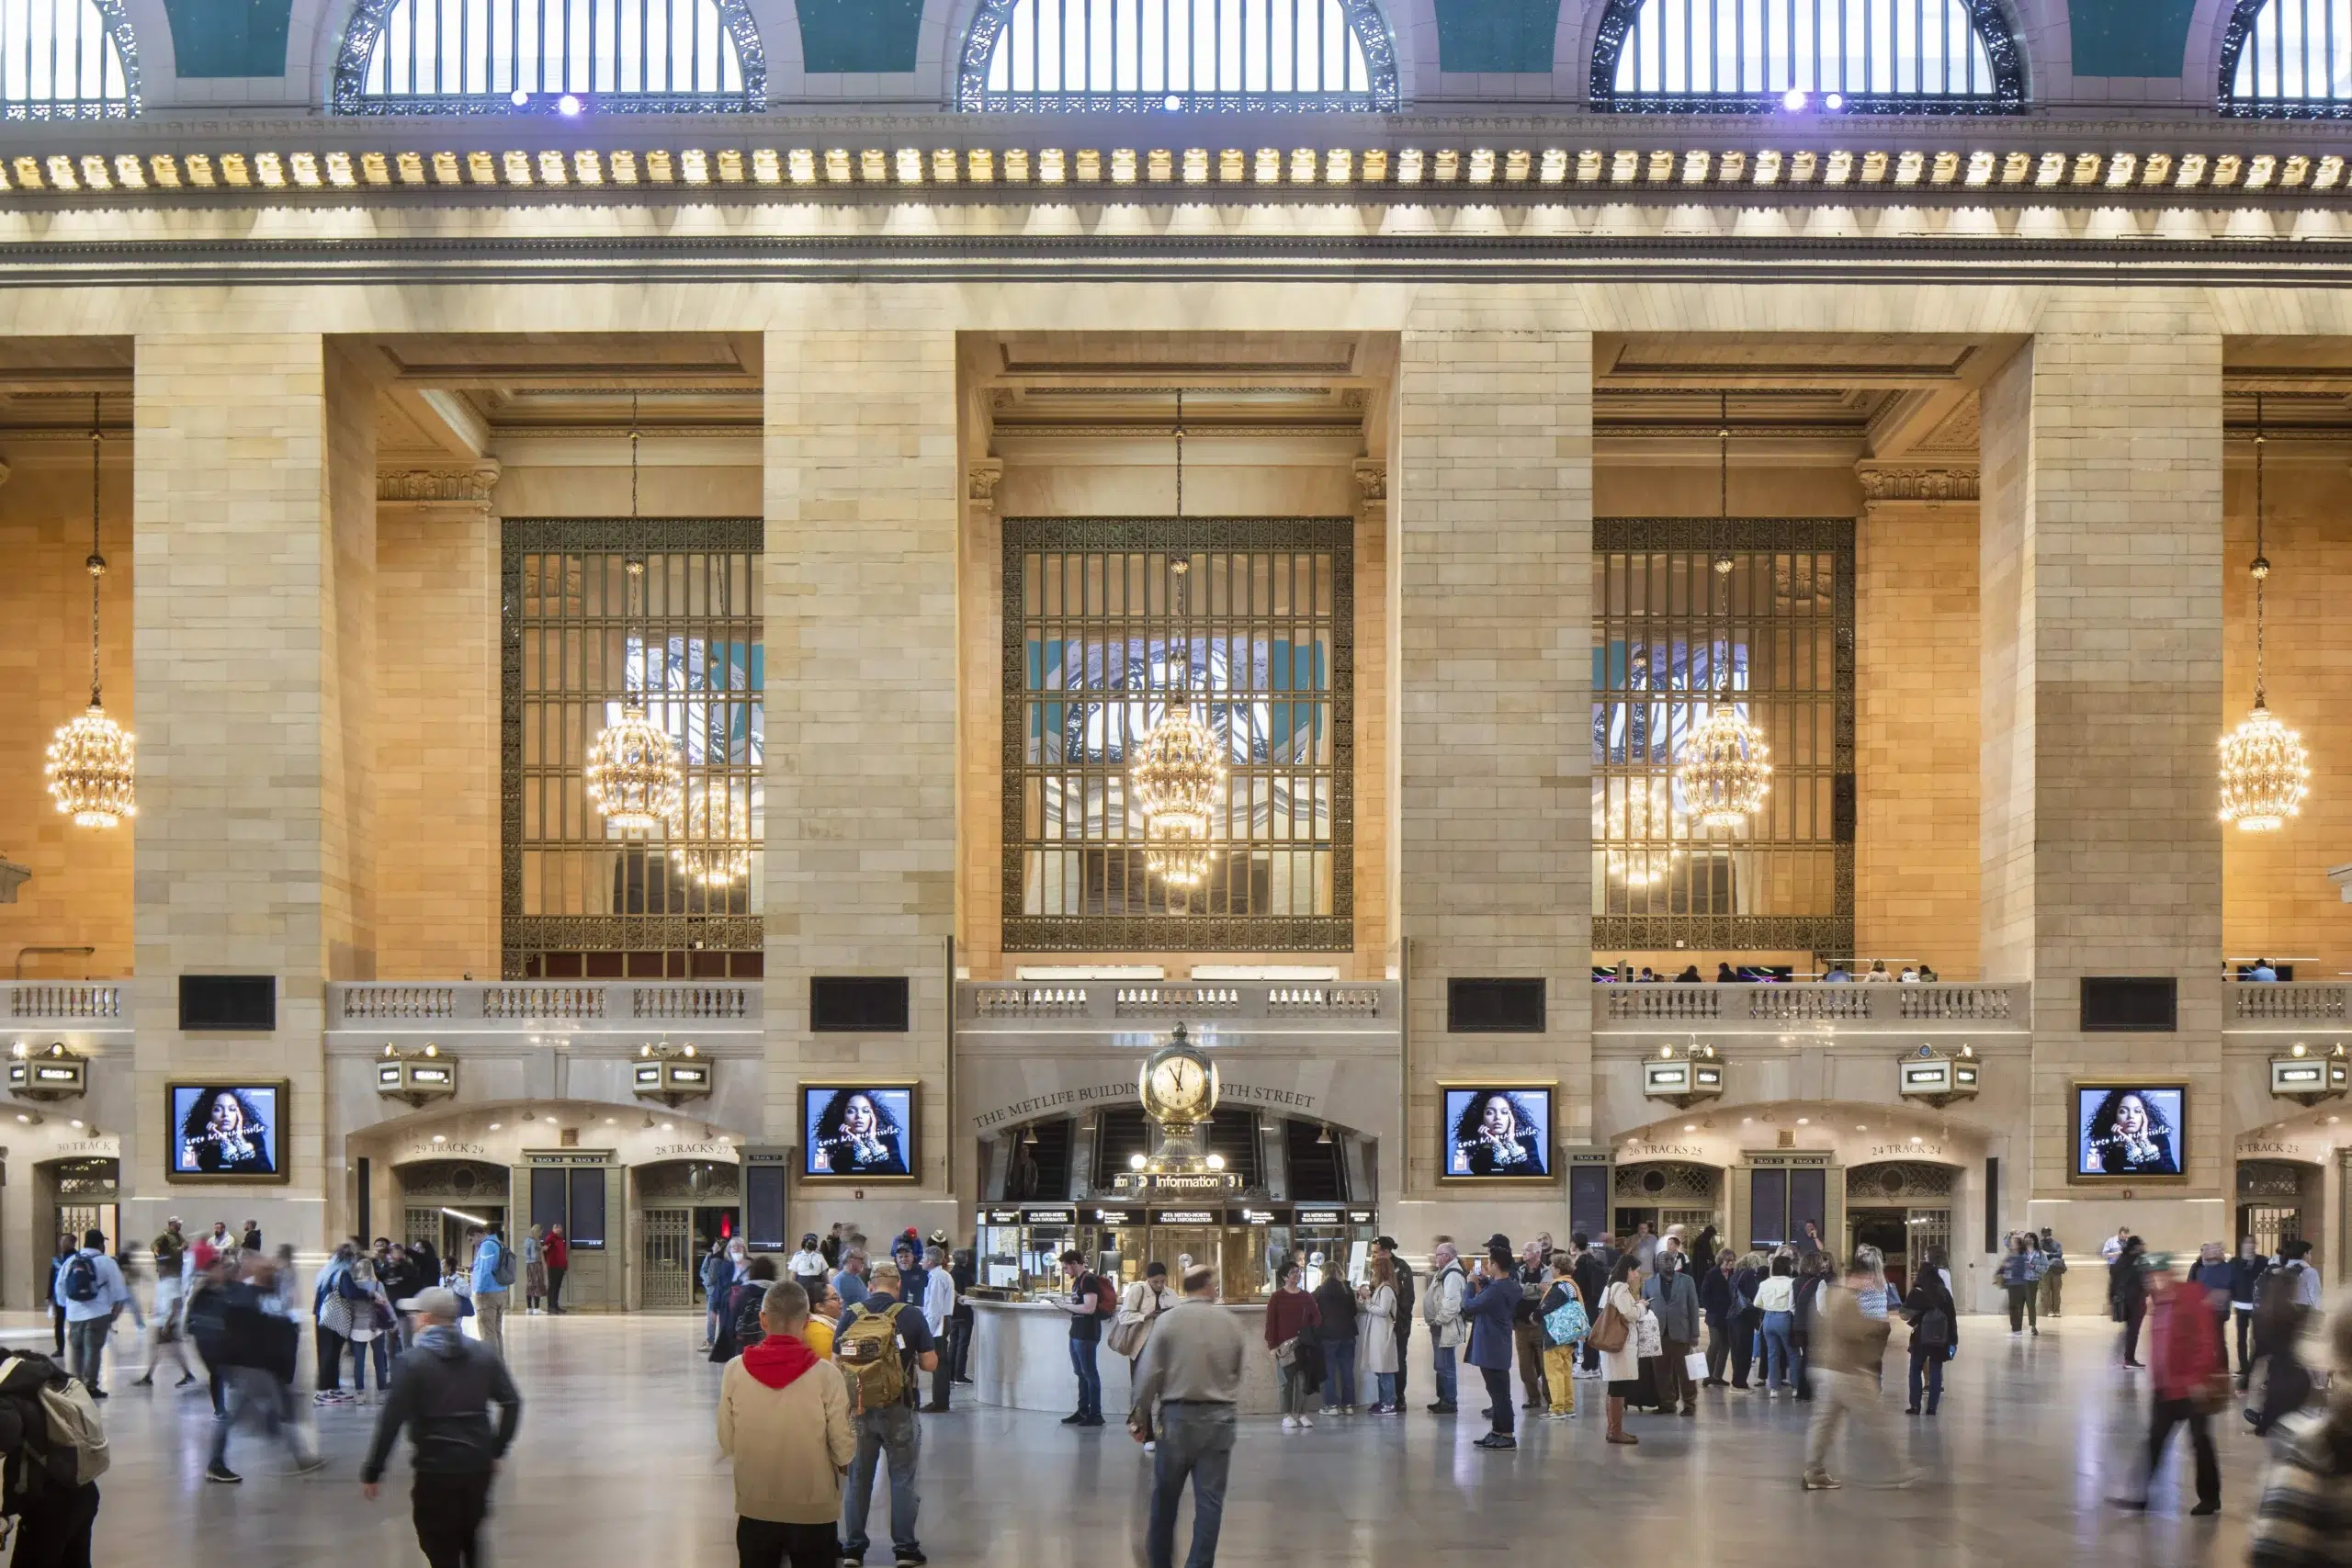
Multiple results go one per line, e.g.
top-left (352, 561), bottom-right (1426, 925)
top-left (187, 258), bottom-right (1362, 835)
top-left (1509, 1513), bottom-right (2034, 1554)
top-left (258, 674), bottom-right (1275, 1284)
top-left (1459, 1235), bottom-right (1524, 1450)
top-left (789, 1234), bottom-right (831, 1303)
top-left (361, 1285), bottom-right (524, 1567)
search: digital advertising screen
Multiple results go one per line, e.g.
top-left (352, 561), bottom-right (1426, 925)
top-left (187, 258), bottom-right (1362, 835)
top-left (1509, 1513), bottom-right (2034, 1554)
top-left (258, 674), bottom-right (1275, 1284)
top-left (168, 1082), bottom-right (288, 1182)
top-left (800, 1083), bottom-right (917, 1181)
top-left (1440, 1085), bottom-right (1555, 1181)
top-left (2075, 1083), bottom-right (2187, 1179)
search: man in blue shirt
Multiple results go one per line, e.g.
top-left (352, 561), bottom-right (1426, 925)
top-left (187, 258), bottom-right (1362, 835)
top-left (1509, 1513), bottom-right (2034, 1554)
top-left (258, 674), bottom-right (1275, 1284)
top-left (52, 1227), bottom-right (133, 1396)
top-left (834, 1247), bottom-right (872, 1313)
top-left (468, 1224), bottom-right (509, 1358)
top-left (1459, 1234), bottom-right (1524, 1450)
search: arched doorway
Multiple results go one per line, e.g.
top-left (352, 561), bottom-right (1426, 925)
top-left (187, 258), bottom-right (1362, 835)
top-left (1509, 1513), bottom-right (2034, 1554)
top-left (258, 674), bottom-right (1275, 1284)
top-left (2238, 1159), bottom-right (2319, 1258)
top-left (1845, 1160), bottom-right (1958, 1292)
top-left (394, 1158), bottom-right (512, 1265)
top-left (34, 1157), bottom-right (119, 1269)
top-left (632, 1158), bottom-right (741, 1311)
top-left (1613, 1160), bottom-right (1723, 1245)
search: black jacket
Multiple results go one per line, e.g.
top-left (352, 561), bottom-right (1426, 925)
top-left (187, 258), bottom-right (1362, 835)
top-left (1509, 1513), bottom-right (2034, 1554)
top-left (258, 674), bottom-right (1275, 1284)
top-left (1572, 1253), bottom-right (1609, 1314)
top-left (1698, 1267), bottom-right (1736, 1322)
top-left (1312, 1277), bottom-right (1359, 1339)
top-left (1390, 1257), bottom-right (1416, 1322)
top-left (2229, 1254), bottom-right (2271, 1304)
top-left (360, 1329), bottom-right (522, 1482)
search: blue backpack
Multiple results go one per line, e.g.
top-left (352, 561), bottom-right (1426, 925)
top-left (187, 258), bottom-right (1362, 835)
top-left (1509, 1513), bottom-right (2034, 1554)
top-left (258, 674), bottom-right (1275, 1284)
top-left (1541, 1290), bottom-right (1589, 1348)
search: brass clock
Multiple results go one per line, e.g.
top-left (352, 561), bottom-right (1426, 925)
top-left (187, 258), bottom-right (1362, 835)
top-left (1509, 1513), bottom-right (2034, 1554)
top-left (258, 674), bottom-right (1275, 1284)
top-left (1137, 1022), bottom-right (1219, 1128)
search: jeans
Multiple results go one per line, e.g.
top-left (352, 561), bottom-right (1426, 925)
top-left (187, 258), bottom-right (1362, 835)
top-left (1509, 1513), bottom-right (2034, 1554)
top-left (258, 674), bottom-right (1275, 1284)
top-left (1277, 1361), bottom-right (1313, 1415)
top-left (1320, 1338), bottom-right (1356, 1409)
top-left (738, 1517), bottom-right (839, 1568)
top-left (2007, 1280), bottom-right (2039, 1331)
top-left (2236, 1306), bottom-right (2257, 1380)
top-left (2120, 1297), bottom-right (2147, 1363)
top-left (1731, 1314), bottom-right (1758, 1385)
top-left (1394, 1316), bottom-right (1412, 1404)
top-left (1431, 1342), bottom-right (1459, 1407)
top-left (1147, 1402), bottom-right (1236, 1568)
top-left (65, 1314), bottom-right (111, 1393)
top-left (946, 1314), bottom-right (974, 1382)
top-left (1481, 1365), bottom-right (1514, 1437)
top-left (841, 1402), bottom-right (921, 1555)
top-left (1371, 1371), bottom-right (1397, 1409)
top-left (351, 1333), bottom-right (390, 1391)
top-left (1761, 1311), bottom-right (1796, 1390)
top-left (413, 1470), bottom-right (493, 1568)
top-left (1905, 1342), bottom-right (1945, 1411)
top-left (209, 1366), bottom-right (313, 1472)
top-left (1804, 1367), bottom-right (1895, 1481)
top-left (1069, 1335), bottom-right (1102, 1420)
top-left (2145, 1396), bottom-right (2221, 1509)
top-left (1541, 1344), bottom-right (1577, 1414)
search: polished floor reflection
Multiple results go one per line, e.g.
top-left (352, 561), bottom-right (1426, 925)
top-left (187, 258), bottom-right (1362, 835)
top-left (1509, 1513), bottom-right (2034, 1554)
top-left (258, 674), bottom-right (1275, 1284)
top-left (12, 1311), bottom-right (2266, 1566)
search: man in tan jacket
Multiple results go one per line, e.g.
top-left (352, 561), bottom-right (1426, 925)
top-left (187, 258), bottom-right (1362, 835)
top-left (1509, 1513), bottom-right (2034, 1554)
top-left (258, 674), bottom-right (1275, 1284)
top-left (1801, 1259), bottom-right (1914, 1493)
top-left (718, 1280), bottom-right (856, 1568)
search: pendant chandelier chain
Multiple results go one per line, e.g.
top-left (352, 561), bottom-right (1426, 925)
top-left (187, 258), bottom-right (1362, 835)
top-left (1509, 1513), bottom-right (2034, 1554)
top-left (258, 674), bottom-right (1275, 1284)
top-left (1715, 392), bottom-right (1730, 693)
top-left (2254, 391), bottom-right (2268, 707)
top-left (86, 393), bottom-right (103, 706)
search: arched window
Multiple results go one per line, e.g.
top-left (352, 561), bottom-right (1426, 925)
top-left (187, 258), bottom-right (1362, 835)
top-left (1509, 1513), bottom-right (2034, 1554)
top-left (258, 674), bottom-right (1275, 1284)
top-left (958, 0), bottom-right (1398, 111)
top-left (1591, 0), bottom-right (2021, 114)
top-left (2223, 0), bottom-right (2352, 116)
top-left (0, 0), bottom-right (137, 118)
top-left (333, 0), bottom-right (764, 114)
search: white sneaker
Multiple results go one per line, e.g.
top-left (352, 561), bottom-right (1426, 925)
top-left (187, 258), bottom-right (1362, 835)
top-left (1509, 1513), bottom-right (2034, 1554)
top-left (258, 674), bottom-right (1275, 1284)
top-left (1282, 1416), bottom-right (1299, 1430)
top-left (1143, 1440), bottom-right (1156, 1453)
top-left (1299, 1416), bottom-right (1315, 1428)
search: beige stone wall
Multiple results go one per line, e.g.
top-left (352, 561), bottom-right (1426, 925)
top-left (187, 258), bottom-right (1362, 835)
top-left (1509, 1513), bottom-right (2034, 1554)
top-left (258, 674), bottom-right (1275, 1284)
top-left (0, 446), bottom-right (133, 975)
top-left (2222, 457), bottom-right (2352, 977)
top-left (130, 332), bottom-right (376, 1246)
top-left (490, 453), bottom-right (761, 519)
top-left (1980, 305), bottom-right (2225, 1230)
top-left (1856, 499), bottom-right (1982, 977)
top-left (1396, 292), bottom-right (1594, 1231)
top-left (764, 310), bottom-right (961, 1237)
top-left (373, 481), bottom-right (499, 979)
top-left (322, 344), bottom-right (379, 982)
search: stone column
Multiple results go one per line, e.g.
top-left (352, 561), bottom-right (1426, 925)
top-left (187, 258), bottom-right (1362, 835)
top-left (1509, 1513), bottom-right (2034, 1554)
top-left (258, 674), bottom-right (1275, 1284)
top-left (1396, 290), bottom-right (1595, 1246)
top-left (374, 461), bottom-right (502, 977)
top-left (763, 310), bottom-right (960, 1241)
top-left (1978, 299), bottom-right (2224, 1254)
top-left (1854, 465), bottom-right (1981, 977)
top-left (130, 334), bottom-right (379, 1250)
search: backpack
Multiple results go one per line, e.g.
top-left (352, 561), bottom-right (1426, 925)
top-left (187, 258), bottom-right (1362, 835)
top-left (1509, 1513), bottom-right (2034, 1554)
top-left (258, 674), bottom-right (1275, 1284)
top-left (1541, 1290), bottom-right (1589, 1349)
top-left (0, 1354), bottom-right (107, 1488)
top-left (1087, 1274), bottom-right (1117, 1318)
top-left (61, 1255), bottom-right (97, 1304)
top-left (838, 1302), bottom-right (909, 1412)
top-left (491, 1241), bottom-right (517, 1289)
top-left (1915, 1308), bottom-right (1951, 1349)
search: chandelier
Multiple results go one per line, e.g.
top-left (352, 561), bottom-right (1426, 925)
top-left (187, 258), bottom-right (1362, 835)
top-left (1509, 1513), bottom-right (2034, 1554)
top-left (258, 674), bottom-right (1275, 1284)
top-left (45, 399), bottom-right (133, 829)
top-left (1597, 777), bottom-right (1684, 889)
top-left (670, 784), bottom-right (751, 888)
top-left (1673, 397), bottom-right (1771, 833)
top-left (584, 403), bottom-right (684, 838)
top-left (2219, 394), bottom-right (2310, 832)
top-left (1131, 391), bottom-right (1227, 888)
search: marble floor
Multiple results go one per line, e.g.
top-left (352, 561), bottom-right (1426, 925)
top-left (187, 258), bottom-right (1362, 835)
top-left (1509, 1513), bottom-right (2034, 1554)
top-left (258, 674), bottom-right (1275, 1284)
top-left (10, 1311), bottom-right (2273, 1567)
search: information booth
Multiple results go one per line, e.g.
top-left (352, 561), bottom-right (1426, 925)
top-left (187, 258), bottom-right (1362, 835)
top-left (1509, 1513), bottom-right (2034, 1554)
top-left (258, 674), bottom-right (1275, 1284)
top-left (973, 1201), bottom-right (1379, 1303)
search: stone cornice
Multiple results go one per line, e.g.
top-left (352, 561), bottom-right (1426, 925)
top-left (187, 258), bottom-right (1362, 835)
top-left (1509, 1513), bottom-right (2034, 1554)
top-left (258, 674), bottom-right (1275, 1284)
top-left (1856, 465), bottom-right (1981, 502)
top-left (378, 462), bottom-right (501, 502)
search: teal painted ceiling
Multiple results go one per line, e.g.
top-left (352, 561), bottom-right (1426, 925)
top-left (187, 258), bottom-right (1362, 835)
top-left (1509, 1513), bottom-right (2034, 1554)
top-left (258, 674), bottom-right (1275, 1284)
top-left (2067, 0), bottom-right (2199, 78)
top-left (798, 0), bottom-right (927, 73)
top-left (1431, 0), bottom-right (1561, 73)
top-left (164, 0), bottom-right (293, 78)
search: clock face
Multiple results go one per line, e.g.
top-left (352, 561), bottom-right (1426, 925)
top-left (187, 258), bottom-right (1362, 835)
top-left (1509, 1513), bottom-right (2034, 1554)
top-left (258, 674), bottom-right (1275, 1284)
top-left (1141, 1047), bottom-right (1216, 1122)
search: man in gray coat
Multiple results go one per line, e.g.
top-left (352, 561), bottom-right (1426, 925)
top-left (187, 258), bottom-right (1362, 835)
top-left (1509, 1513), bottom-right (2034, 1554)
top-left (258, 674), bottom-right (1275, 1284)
top-left (1644, 1251), bottom-right (1702, 1417)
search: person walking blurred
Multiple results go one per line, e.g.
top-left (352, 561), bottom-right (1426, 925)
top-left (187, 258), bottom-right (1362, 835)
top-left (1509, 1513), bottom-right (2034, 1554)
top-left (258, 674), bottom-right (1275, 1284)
top-left (2233, 1235), bottom-right (2274, 1390)
top-left (1802, 1258), bottom-right (1910, 1492)
top-left (2247, 1310), bottom-right (2352, 1565)
top-left (2117, 1272), bottom-right (2223, 1516)
top-left (2001, 1234), bottom-right (2041, 1337)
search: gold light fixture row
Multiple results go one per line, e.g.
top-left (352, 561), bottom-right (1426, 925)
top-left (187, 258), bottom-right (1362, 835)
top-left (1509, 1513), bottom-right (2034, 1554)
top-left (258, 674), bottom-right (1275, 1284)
top-left (5, 144), bottom-right (2350, 200)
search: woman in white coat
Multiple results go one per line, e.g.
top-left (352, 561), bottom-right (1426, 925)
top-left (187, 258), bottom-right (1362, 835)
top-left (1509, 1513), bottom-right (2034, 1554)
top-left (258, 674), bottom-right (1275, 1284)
top-left (1599, 1254), bottom-right (1659, 1447)
top-left (1358, 1253), bottom-right (1403, 1413)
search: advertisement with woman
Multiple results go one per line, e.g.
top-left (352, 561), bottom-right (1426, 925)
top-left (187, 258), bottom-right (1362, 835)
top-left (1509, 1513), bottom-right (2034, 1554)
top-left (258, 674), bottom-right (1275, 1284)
top-left (2075, 1084), bottom-right (2185, 1178)
top-left (801, 1084), bottom-right (915, 1179)
top-left (1441, 1087), bottom-right (1552, 1179)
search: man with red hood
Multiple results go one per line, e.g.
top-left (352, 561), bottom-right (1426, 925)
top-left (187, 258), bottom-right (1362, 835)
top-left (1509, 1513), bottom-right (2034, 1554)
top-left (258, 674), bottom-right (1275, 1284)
top-left (719, 1278), bottom-right (855, 1568)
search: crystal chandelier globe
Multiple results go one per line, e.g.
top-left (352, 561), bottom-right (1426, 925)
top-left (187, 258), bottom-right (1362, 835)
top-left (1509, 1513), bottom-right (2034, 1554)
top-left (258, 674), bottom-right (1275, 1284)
top-left (1676, 701), bottom-right (1773, 832)
top-left (1131, 696), bottom-right (1224, 888)
top-left (2220, 399), bottom-right (2310, 833)
top-left (47, 404), bottom-right (133, 829)
top-left (670, 787), bottom-right (752, 888)
top-left (585, 551), bottom-right (684, 839)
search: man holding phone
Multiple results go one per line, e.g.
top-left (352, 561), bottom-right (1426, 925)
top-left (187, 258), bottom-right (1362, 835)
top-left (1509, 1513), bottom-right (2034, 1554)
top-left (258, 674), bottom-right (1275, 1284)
top-left (1458, 1235), bottom-right (1524, 1450)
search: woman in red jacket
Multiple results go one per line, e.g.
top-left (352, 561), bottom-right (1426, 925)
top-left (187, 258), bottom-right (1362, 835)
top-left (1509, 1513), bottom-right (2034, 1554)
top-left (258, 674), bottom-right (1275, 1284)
top-left (2123, 1271), bottom-right (2223, 1515)
top-left (543, 1226), bottom-right (570, 1314)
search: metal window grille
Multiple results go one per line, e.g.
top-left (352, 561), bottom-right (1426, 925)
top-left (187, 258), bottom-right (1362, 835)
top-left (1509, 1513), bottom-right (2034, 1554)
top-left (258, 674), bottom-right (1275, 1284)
top-left (334, 0), bottom-right (764, 114)
top-left (502, 519), bottom-right (763, 976)
top-left (0, 0), bottom-right (136, 119)
top-left (2224, 0), bottom-right (2352, 116)
top-left (1590, 0), bottom-right (2020, 114)
top-left (1002, 518), bottom-right (1352, 953)
top-left (959, 0), bottom-right (1398, 111)
top-left (1591, 520), bottom-right (1853, 955)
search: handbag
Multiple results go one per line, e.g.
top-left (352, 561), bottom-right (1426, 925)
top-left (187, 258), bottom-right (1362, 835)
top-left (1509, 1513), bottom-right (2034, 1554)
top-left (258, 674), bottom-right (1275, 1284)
top-left (1272, 1337), bottom-right (1298, 1369)
top-left (1588, 1300), bottom-right (1629, 1355)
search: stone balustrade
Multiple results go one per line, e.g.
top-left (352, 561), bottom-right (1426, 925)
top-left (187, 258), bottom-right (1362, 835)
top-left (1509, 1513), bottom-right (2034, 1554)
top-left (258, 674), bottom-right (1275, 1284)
top-left (2, 983), bottom-right (125, 1021)
top-left (2232, 983), bottom-right (2347, 1021)
top-left (331, 981), bottom-right (759, 1027)
top-left (960, 980), bottom-right (1395, 1024)
top-left (1596, 981), bottom-right (2029, 1034)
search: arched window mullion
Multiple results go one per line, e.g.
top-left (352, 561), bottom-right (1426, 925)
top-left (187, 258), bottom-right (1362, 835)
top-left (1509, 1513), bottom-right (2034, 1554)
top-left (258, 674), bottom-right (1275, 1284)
top-left (958, 0), bottom-right (1394, 109)
top-left (333, 0), bottom-right (764, 113)
top-left (0, 0), bottom-right (138, 119)
top-left (2222, 0), bottom-right (2352, 115)
top-left (1590, 0), bottom-right (2020, 113)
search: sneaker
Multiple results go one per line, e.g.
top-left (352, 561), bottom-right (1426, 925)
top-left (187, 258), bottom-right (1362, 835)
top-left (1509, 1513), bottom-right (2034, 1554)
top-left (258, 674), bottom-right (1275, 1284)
top-left (1298, 1416), bottom-right (1314, 1429)
top-left (2189, 1501), bottom-right (2220, 1517)
top-left (1803, 1473), bottom-right (1843, 1492)
top-left (205, 1464), bottom-right (243, 1484)
top-left (842, 1555), bottom-right (864, 1568)
top-left (1426, 1402), bottom-right (1457, 1414)
top-left (1546, 1411), bottom-right (1570, 1422)
top-left (1142, 1440), bottom-right (1156, 1453)
top-left (1474, 1433), bottom-right (1518, 1450)
top-left (895, 1548), bottom-right (927, 1565)
top-left (176, 1373), bottom-right (198, 1388)
top-left (1282, 1416), bottom-right (1299, 1430)
top-left (1059, 1413), bottom-right (1087, 1425)
top-left (133, 1374), bottom-right (153, 1388)
top-left (89, 1388), bottom-right (106, 1400)
top-left (295, 1453), bottom-right (327, 1475)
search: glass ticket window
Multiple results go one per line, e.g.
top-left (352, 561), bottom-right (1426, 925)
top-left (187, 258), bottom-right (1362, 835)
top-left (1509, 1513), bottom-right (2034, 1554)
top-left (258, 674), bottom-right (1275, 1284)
top-left (1086, 1210), bottom-right (1145, 1293)
top-left (1289, 1207), bottom-right (1379, 1292)
top-left (975, 1206), bottom-right (1093, 1296)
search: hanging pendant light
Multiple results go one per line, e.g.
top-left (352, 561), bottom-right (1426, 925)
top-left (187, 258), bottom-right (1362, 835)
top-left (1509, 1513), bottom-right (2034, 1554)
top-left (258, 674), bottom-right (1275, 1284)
top-left (45, 397), bottom-right (133, 829)
top-left (671, 786), bottom-right (751, 888)
top-left (1673, 396), bottom-right (1771, 833)
top-left (585, 399), bottom-right (684, 839)
top-left (2220, 394), bottom-right (2310, 832)
top-left (1131, 390), bottom-right (1227, 889)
